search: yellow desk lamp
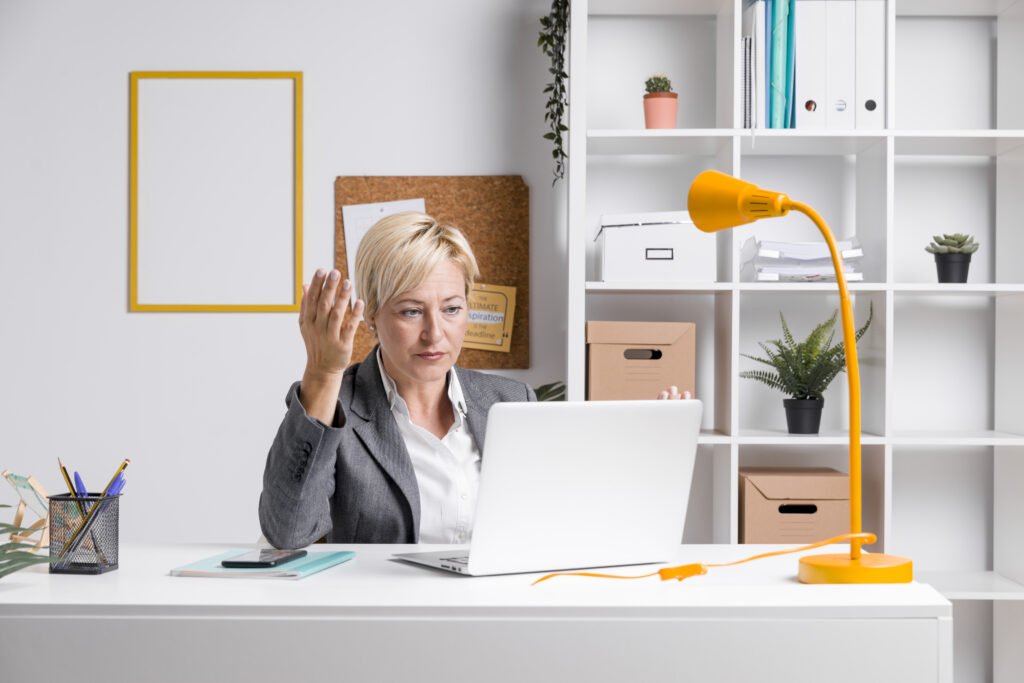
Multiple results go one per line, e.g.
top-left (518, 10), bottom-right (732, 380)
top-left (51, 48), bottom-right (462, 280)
top-left (688, 170), bottom-right (912, 584)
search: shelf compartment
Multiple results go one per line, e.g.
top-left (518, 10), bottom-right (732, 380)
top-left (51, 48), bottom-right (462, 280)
top-left (738, 143), bottom-right (888, 282)
top-left (585, 155), bottom-right (735, 283)
top-left (586, 291), bottom-right (733, 434)
top-left (892, 295), bottom-right (997, 433)
top-left (895, 10), bottom-right (1024, 130)
top-left (890, 446), bottom-right (993, 575)
top-left (587, 4), bottom-right (732, 129)
top-left (896, 16), bottom-right (995, 129)
top-left (738, 291), bottom-right (886, 436)
top-left (737, 444), bottom-right (887, 551)
top-left (587, 129), bottom-right (734, 156)
top-left (917, 570), bottom-right (1024, 600)
top-left (893, 156), bottom-right (999, 283)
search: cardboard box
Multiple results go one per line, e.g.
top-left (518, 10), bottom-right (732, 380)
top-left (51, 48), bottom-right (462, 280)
top-left (594, 211), bottom-right (717, 282)
top-left (586, 321), bottom-right (695, 400)
top-left (739, 468), bottom-right (849, 543)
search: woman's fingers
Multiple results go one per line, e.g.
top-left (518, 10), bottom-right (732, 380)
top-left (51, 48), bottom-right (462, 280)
top-left (341, 299), bottom-right (365, 346)
top-left (657, 386), bottom-right (693, 400)
top-left (327, 279), bottom-right (353, 339)
top-left (317, 270), bottom-right (341, 329)
top-left (302, 269), bottom-right (326, 326)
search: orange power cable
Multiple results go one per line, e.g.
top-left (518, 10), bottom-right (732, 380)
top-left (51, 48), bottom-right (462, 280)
top-left (531, 533), bottom-right (878, 586)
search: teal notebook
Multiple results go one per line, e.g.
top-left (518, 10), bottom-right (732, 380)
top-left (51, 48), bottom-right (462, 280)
top-left (769, 0), bottom-right (790, 128)
top-left (170, 550), bottom-right (355, 580)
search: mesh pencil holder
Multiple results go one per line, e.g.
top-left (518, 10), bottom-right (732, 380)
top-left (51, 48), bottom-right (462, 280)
top-left (49, 493), bottom-right (120, 574)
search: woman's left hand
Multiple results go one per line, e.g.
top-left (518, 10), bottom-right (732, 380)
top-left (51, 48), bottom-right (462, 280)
top-left (657, 386), bottom-right (691, 400)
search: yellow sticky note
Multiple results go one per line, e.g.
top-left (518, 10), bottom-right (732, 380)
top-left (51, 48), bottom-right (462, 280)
top-left (464, 283), bottom-right (516, 353)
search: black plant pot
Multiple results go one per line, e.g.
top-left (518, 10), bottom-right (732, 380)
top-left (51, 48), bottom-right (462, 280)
top-left (935, 252), bottom-right (972, 283)
top-left (784, 398), bottom-right (824, 434)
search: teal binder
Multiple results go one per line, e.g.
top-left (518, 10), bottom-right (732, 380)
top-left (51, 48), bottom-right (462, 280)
top-left (785, 0), bottom-right (796, 128)
top-left (769, 0), bottom-right (790, 128)
top-left (170, 549), bottom-right (355, 579)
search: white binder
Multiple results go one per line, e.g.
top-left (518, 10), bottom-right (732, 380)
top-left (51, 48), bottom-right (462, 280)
top-left (742, 0), bottom-right (767, 128)
top-left (825, 0), bottom-right (856, 129)
top-left (855, 0), bottom-right (886, 129)
top-left (794, 0), bottom-right (826, 129)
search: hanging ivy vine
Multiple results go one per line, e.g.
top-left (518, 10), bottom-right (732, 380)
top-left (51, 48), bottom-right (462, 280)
top-left (538, 0), bottom-right (569, 185)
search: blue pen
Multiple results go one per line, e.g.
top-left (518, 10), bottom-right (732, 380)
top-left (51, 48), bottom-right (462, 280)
top-left (108, 476), bottom-right (126, 497)
top-left (73, 471), bottom-right (88, 498)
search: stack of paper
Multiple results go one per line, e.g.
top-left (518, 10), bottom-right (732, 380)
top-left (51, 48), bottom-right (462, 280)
top-left (740, 236), bottom-right (865, 282)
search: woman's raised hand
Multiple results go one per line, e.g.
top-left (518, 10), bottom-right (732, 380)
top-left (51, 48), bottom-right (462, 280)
top-left (657, 386), bottom-right (692, 400)
top-left (299, 268), bottom-right (366, 379)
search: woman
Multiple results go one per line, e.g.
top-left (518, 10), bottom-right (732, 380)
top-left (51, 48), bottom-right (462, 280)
top-left (259, 212), bottom-right (535, 548)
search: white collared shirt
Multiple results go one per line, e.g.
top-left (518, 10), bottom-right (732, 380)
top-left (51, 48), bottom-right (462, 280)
top-left (376, 350), bottom-right (481, 544)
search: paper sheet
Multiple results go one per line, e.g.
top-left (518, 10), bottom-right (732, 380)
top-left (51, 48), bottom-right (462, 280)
top-left (341, 198), bottom-right (426, 303)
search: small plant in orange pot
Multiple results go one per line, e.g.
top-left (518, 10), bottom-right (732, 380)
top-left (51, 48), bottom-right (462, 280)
top-left (644, 74), bottom-right (678, 129)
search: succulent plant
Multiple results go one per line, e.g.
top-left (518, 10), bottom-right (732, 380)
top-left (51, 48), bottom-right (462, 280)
top-left (740, 303), bottom-right (873, 401)
top-left (926, 233), bottom-right (979, 255)
top-left (645, 75), bottom-right (673, 93)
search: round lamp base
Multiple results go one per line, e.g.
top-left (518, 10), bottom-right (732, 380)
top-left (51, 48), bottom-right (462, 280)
top-left (798, 553), bottom-right (913, 584)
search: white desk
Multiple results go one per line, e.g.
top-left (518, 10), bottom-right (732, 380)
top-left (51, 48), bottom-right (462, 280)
top-left (0, 544), bottom-right (951, 683)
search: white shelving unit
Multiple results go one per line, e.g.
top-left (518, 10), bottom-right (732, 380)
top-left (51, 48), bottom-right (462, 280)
top-left (565, 1), bottom-right (1024, 680)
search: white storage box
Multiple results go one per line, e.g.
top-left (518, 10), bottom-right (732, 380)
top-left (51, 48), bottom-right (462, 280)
top-left (594, 211), bottom-right (717, 282)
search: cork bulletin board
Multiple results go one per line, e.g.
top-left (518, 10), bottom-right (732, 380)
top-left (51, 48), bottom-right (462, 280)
top-left (334, 176), bottom-right (529, 369)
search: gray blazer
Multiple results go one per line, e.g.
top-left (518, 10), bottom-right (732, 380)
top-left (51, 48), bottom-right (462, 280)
top-left (259, 351), bottom-right (536, 548)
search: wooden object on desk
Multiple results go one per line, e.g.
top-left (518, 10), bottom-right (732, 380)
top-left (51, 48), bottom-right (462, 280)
top-left (334, 175), bottom-right (530, 369)
top-left (2, 470), bottom-right (49, 550)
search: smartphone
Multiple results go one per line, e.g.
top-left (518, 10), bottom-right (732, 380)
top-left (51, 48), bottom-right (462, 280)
top-left (221, 548), bottom-right (308, 568)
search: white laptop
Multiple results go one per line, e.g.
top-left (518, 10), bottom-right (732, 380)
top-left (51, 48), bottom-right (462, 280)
top-left (393, 399), bottom-right (703, 576)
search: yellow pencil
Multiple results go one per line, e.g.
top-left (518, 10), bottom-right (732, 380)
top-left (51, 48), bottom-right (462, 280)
top-left (100, 458), bottom-right (131, 495)
top-left (57, 457), bottom-right (86, 515)
top-left (57, 458), bottom-right (76, 497)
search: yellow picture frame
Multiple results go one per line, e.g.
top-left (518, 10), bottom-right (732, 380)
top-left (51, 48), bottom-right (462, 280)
top-left (129, 71), bottom-right (303, 312)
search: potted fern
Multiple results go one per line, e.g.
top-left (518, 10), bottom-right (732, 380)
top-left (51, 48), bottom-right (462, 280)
top-left (926, 233), bottom-right (979, 283)
top-left (741, 304), bottom-right (873, 434)
top-left (644, 74), bottom-right (678, 129)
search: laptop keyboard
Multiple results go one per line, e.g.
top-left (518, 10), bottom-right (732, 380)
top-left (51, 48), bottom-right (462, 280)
top-left (441, 555), bottom-right (469, 564)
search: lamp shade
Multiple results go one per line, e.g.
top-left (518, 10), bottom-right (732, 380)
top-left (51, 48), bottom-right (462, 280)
top-left (687, 170), bottom-right (790, 232)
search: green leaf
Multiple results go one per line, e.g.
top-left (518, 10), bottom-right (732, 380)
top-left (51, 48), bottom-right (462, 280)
top-left (534, 381), bottom-right (566, 402)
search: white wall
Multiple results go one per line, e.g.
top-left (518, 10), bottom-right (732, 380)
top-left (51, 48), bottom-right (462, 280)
top-left (0, 0), bottom-right (565, 543)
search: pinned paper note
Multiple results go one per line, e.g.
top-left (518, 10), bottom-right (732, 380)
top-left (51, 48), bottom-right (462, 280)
top-left (464, 283), bottom-right (516, 353)
top-left (340, 198), bottom-right (426, 303)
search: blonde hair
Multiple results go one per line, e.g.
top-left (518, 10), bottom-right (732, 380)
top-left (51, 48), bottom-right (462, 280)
top-left (355, 212), bottom-right (480, 324)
